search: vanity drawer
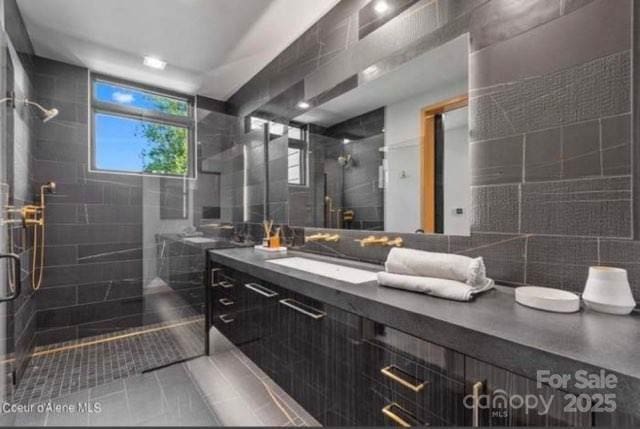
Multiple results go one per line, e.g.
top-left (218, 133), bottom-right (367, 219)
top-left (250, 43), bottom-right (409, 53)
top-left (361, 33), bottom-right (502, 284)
top-left (360, 378), bottom-right (450, 427)
top-left (465, 357), bottom-right (593, 427)
top-left (211, 271), bottom-right (280, 316)
top-left (212, 306), bottom-right (268, 346)
top-left (361, 322), bottom-right (465, 426)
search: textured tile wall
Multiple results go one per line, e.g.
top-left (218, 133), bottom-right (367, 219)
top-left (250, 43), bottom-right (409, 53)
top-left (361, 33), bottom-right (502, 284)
top-left (229, 0), bottom-right (638, 302)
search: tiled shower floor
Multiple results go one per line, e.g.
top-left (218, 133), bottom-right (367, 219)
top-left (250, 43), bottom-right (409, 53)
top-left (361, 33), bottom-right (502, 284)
top-left (1, 327), bottom-right (319, 427)
top-left (12, 316), bottom-right (204, 404)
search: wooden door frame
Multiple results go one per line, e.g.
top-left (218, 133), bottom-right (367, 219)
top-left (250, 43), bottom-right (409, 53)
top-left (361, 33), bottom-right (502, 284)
top-left (420, 94), bottom-right (468, 232)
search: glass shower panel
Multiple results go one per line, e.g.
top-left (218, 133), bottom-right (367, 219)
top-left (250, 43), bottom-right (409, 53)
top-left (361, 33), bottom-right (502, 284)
top-left (0, 30), bottom-right (12, 402)
top-left (139, 103), bottom-right (244, 370)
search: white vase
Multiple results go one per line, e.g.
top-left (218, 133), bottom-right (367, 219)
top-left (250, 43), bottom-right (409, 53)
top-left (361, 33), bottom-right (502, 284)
top-left (582, 267), bottom-right (636, 315)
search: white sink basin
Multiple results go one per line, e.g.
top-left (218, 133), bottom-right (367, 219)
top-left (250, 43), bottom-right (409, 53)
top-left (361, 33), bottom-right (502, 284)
top-left (183, 237), bottom-right (219, 244)
top-left (267, 257), bottom-right (378, 284)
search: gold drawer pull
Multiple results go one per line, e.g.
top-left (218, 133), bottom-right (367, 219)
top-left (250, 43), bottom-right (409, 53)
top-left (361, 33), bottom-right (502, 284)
top-left (218, 314), bottom-right (235, 324)
top-left (245, 283), bottom-right (278, 298)
top-left (279, 299), bottom-right (326, 320)
top-left (212, 280), bottom-right (234, 288)
top-left (382, 403), bottom-right (421, 427)
top-left (209, 268), bottom-right (222, 286)
top-left (472, 381), bottom-right (483, 427)
top-left (381, 365), bottom-right (427, 392)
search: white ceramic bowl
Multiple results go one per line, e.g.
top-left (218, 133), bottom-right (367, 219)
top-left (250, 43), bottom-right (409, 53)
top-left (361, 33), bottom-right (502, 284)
top-left (583, 267), bottom-right (636, 315)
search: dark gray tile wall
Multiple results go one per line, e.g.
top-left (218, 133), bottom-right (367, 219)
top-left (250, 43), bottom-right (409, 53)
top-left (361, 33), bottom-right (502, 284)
top-left (243, 128), bottom-right (267, 223)
top-left (196, 96), bottom-right (244, 225)
top-left (297, 108), bottom-right (385, 230)
top-left (29, 59), bottom-right (244, 345)
top-left (267, 135), bottom-right (290, 224)
top-left (31, 56), bottom-right (145, 345)
top-left (229, 0), bottom-right (639, 302)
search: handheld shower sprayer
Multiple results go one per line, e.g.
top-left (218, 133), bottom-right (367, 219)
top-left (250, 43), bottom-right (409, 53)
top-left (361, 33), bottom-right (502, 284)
top-left (28, 182), bottom-right (56, 291)
top-left (4, 181), bottom-right (56, 292)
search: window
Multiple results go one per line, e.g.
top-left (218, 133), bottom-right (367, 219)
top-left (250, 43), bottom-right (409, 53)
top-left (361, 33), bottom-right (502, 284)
top-left (91, 76), bottom-right (194, 177)
top-left (248, 116), bottom-right (307, 185)
top-left (288, 147), bottom-right (303, 185)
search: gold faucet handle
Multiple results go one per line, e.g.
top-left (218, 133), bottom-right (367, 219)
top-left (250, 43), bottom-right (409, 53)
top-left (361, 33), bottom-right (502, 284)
top-left (355, 235), bottom-right (390, 247)
top-left (387, 237), bottom-right (404, 247)
top-left (305, 233), bottom-right (329, 242)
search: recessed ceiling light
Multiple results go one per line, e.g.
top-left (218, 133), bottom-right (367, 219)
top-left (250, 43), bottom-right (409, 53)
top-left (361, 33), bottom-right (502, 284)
top-left (374, 1), bottom-right (390, 14)
top-left (143, 56), bottom-right (167, 70)
top-left (343, 138), bottom-right (351, 144)
top-left (297, 101), bottom-right (310, 109)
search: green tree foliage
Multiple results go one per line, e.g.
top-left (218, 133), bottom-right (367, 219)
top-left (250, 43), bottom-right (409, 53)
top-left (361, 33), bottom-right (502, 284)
top-left (137, 96), bottom-right (189, 175)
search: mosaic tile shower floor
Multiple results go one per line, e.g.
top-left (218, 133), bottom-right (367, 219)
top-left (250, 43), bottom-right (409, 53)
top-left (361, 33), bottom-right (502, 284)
top-left (1, 327), bottom-right (319, 427)
top-left (12, 316), bottom-right (204, 404)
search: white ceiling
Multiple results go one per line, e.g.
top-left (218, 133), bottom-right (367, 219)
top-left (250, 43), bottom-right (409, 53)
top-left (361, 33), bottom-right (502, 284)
top-left (294, 34), bottom-right (469, 127)
top-left (16, 0), bottom-right (339, 100)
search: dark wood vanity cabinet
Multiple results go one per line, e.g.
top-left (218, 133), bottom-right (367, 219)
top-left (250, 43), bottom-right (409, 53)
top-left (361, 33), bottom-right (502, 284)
top-left (205, 260), bottom-right (618, 428)
top-left (206, 264), bottom-right (362, 425)
top-left (464, 357), bottom-right (593, 427)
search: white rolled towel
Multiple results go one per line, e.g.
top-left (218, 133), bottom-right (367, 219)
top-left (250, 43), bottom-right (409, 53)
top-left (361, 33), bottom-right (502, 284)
top-left (385, 248), bottom-right (492, 288)
top-left (377, 272), bottom-right (494, 302)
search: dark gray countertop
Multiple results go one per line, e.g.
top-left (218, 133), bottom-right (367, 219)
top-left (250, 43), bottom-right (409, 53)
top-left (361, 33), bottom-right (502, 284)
top-left (157, 233), bottom-right (253, 250)
top-left (208, 247), bottom-right (640, 411)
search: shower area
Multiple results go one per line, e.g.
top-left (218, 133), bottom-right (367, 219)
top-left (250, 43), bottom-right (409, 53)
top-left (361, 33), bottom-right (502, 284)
top-left (0, 6), bottom-right (245, 404)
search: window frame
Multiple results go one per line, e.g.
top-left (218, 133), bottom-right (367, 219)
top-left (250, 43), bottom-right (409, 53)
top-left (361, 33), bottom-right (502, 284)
top-left (287, 138), bottom-right (307, 186)
top-left (89, 73), bottom-right (196, 178)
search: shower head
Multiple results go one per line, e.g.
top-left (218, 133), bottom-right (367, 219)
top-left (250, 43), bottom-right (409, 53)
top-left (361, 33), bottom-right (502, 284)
top-left (22, 99), bottom-right (59, 122)
top-left (42, 108), bottom-right (59, 123)
top-left (42, 182), bottom-right (56, 194)
top-left (338, 154), bottom-right (353, 167)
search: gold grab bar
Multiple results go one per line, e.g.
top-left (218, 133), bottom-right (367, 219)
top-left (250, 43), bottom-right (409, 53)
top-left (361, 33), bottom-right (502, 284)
top-left (472, 381), bottom-right (483, 427)
top-left (381, 365), bottom-right (428, 392)
top-left (381, 403), bottom-right (419, 427)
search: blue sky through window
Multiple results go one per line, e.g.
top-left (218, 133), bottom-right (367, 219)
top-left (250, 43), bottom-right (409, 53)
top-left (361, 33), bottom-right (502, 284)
top-left (94, 81), bottom-right (188, 116)
top-left (92, 79), bottom-right (191, 176)
top-left (95, 113), bottom-right (148, 172)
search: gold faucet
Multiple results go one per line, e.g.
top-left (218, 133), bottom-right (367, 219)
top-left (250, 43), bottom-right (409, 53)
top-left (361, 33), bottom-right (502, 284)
top-left (355, 235), bottom-right (404, 247)
top-left (305, 233), bottom-right (340, 243)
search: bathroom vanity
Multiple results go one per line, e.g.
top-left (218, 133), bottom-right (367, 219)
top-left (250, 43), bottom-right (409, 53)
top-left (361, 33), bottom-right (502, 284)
top-left (205, 248), bottom-right (640, 427)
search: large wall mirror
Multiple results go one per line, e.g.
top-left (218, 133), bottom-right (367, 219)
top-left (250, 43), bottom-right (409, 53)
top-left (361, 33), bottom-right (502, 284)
top-left (260, 34), bottom-right (470, 235)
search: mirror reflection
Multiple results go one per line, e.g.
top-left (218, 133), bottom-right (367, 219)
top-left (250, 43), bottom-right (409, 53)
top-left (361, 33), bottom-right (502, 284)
top-left (263, 34), bottom-right (471, 235)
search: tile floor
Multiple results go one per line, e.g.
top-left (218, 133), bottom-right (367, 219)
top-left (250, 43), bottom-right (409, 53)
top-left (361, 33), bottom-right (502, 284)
top-left (12, 316), bottom-right (204, 404)
top-left (0, 341), bottom-right (319, 426)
